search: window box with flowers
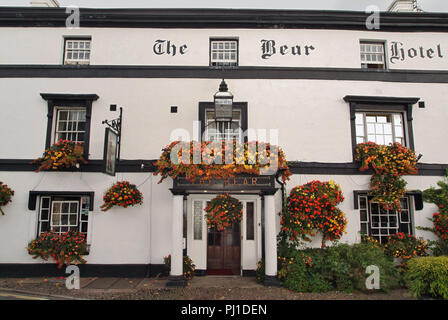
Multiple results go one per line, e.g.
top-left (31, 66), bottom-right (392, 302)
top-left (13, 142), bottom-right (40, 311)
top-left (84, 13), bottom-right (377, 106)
top-left (27, 230), bottom-right (88, 268)
top-left (32, 139), bottom-right (87, 173)
top-left (153, 140), bottom-right (292, 183)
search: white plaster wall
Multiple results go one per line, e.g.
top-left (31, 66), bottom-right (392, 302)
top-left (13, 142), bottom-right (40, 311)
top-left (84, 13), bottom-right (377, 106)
top-left (0, 78), bottom-right (447, 164)
top-left (0, 171), bottom-right (153, 264)
top-left (0, 28), bottom-right (447, 70)
top-left (0, 170), bottom-right (442, 264)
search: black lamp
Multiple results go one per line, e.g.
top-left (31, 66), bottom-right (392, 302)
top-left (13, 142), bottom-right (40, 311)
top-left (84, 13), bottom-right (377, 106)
top-left (214, 79), bottom-right (233, 122)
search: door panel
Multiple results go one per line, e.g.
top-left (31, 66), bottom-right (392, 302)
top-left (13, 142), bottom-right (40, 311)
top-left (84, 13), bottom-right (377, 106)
top-left (207, 222), bottom-right (241, 275)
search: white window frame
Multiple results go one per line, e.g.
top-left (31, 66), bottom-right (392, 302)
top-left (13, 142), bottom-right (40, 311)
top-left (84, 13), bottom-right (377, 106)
top-left (64, 38), bottom-right (91, 65)
top-left (37, 196), bottom-right (89, 237)
top-left (53, 107), bottom-right (87, 144)
top-left (355, 111), bottom-right (406, 146)
top-left (210, 39), bottom-right (238, 67)
top-left (359, 195), bottom-right (414, 244)
top-left (360, 41), bottom-right (386, 69)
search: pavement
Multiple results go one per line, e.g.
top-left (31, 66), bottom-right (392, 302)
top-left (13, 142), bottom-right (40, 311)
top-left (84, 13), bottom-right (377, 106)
top-left (0, 276), bottom-right (263, 300)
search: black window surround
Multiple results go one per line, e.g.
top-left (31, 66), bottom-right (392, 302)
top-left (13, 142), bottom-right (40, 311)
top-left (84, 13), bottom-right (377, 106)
top-left (344, 95), bottom-right (420, 161)
top-left (40, 93), bottom-right (99, 159)
top-left (353, 190), bottom-right (423, 211)
top-left (198, 102), bottom-right (248, 142)
top-left (28, 191), bottom-right (94, 211)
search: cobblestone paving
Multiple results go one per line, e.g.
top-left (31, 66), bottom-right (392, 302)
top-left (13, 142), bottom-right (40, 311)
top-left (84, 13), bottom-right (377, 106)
top-left (0, 276), bottom-right (415, 300)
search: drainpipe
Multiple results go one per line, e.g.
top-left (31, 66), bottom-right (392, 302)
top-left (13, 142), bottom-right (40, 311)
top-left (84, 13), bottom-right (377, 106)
top-left (275, 172), bottom-right (285, 206)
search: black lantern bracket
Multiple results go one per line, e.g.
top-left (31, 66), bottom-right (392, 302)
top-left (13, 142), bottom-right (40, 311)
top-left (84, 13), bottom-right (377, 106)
top-left (102, 105), bottom-right (123, 161)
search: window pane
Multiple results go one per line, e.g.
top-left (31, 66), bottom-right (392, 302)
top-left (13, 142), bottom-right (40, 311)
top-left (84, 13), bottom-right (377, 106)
top-left (395, 126), bottom-right (404, 137)
top-left (40, 209), bottom-right (49, 221)
top-left (355, 113), bottom-right (363, 125)
top-left (375, 123), bottom-right (383, 134)
top-left (393, 114), bottom-right (403, 125)
top-left (69, 215), bottom-right (77, 225)
top-left (246, 202), bottom-right (254, 240)
top-left (193, 201), bottom-right (202, 240)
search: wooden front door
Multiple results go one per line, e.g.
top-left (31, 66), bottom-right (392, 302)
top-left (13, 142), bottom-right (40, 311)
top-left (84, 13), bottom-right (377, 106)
top-left (207, 222), bottom-right (241, 275)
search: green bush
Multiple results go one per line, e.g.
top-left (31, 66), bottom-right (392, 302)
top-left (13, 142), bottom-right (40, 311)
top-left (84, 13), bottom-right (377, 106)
top-left (405, 256), bottom-right (448, 299)
top-left (279, 243), bottom-right (400, 293)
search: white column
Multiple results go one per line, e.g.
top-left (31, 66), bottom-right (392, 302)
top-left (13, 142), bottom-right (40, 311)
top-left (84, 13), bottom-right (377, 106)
top-left (170, 195), bottom-right (184, 277)
top-left (264, 195), bottom-right (277, 277)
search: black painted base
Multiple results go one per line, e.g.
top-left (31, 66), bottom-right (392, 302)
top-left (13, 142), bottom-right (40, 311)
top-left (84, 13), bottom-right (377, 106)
top-left (263, 275), bottom-right (281, 287)
top-left (166, 275), bottom-right (188, 287)
top-left (194, 269), bottom-right (207, 276)
top-left (242, 269), bottom-right (256, 277)
top-left (0, 263), bottom-right (169, 278)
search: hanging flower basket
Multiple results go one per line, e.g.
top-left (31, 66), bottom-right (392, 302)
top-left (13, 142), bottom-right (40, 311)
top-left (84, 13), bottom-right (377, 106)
top-left (32, 139), bottom-right (87, 172)
top-left (281, 180), bottom-right (347, 248)
top-left (205, 193), bottom-right (243, 231)
top-left (100, 181), bottom-right (143, 212)
top-left (0, 182), bottom-right (14, 216)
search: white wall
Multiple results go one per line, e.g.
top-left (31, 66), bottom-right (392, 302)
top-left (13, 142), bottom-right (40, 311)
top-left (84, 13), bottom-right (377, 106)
top-left (0, 28), bottom-right (447, 70)
top-left (0, 170), bottom-right (440, 265)
top-left (0, 78), bottom-right (447, 164)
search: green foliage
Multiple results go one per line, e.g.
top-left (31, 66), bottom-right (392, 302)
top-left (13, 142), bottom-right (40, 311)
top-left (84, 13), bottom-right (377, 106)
top-left (422, 169), bottom-right (448, 210)
top-left (405, 256), bottom-right (448, 299)
top-left (279, 243), bottom-right (400, 293)
top-left (383, 232), bottom-right (428, 259)
top-left (420, 170), bottom-right (448, 255)
top-left (255, 259), bottom-right (265, 284)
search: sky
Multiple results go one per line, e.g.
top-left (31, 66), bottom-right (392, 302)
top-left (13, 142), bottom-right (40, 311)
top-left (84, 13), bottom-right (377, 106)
top-left (0, 0), bottom-right (447, 12)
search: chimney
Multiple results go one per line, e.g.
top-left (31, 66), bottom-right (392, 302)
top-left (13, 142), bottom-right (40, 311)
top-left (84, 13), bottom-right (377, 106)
top-left (387, 0), bottom-right (421, 12)
top-left (30, 0), bottom-right (60, 7)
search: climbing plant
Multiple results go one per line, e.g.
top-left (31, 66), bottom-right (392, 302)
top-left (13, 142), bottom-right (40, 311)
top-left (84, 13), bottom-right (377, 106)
top-left (355, 142), bottom-right (418, 211)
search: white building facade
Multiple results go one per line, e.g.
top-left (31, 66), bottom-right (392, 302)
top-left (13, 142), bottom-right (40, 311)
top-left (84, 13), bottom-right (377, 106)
top-left (0, 5), bottom-right (447, 285)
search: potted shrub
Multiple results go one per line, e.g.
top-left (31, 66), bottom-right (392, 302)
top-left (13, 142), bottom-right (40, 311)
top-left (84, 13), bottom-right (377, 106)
top-left (163, 254), bottom-right (196, 280)
top-left (0, 182), bottom-right (14, 216)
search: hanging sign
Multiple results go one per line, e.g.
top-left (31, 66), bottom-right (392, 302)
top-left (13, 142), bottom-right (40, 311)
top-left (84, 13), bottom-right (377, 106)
top-left (103, 127), bottom-right (118, 176)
